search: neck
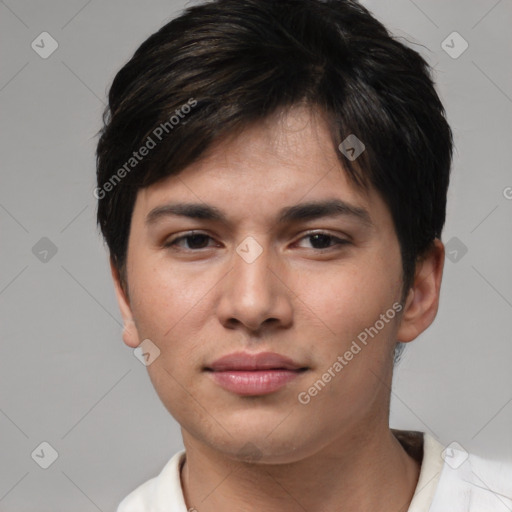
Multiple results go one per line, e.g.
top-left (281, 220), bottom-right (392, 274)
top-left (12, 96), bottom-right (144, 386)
top-left (180, 425), bottom-right (421, 512)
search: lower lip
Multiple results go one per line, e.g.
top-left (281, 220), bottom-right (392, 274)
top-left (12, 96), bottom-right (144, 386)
top-left (207, 370), bottom-right (304, 396)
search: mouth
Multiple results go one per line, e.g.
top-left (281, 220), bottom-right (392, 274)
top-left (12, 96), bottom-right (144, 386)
top-left (204, 352), bottom-right (309, 396)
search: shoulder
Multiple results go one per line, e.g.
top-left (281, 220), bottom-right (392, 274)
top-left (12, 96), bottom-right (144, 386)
top-left (430, 440), bottom-right (512, 511)
top-left (116, 450), bottom-right (187, 512)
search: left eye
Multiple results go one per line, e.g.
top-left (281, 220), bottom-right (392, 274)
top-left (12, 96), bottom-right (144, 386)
top-left (297, 232), bottom-right (349, 250)
top-left (165, 233), bottom-right (216, 250)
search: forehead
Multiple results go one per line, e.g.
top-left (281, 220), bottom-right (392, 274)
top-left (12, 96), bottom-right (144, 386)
top-left (132, 105), bottom-right (388, 227)
top-left (186, 106), bottom-right (348, 186)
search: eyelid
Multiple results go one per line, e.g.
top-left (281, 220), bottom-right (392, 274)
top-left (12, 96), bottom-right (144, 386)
top-left (298, 229), bottom-right (350, 240)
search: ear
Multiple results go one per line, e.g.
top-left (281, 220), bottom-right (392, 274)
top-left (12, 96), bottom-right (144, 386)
top-left (396, 239), bottom-right (445, 343)
top-left (110, 258), bottom-right (141, 348)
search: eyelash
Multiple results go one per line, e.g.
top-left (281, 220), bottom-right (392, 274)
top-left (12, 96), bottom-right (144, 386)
top-left (164, 231), bottom-right (350, 251)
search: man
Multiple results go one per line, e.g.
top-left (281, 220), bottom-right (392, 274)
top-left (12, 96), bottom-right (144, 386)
top-left (95, 0), bottom-right (512, 510)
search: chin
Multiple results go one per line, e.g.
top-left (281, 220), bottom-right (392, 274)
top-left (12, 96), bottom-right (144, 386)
top-left (196, 426), bottom-right (318, 465)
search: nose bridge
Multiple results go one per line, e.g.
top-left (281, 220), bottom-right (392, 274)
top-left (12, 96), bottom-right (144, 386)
top-left (218, 234), bottom-right (286, 330)
top-left (232, 235), bottom-right (273, 302)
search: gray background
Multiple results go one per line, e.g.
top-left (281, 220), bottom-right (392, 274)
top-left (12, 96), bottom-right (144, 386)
top-left (1, 0), bottom-right (511, 510)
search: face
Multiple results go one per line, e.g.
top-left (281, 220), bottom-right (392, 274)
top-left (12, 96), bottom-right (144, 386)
top-left (113, 106), bottom-right (437, 464)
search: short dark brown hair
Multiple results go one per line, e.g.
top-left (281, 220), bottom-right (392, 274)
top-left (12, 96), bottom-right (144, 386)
top-left (96, 0), bottom-right (453, 308)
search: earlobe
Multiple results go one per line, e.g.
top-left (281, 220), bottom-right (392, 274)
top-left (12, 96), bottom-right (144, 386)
top-left (396, 239), bottom-right (445, 343)
top-left (121, 318), bottom-right (141, 349)
top-left (110, 258), bottom-right (141, 348)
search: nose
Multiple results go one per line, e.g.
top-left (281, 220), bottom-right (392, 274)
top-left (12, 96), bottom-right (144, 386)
top-left (216, 237), bottom-right (293, 335)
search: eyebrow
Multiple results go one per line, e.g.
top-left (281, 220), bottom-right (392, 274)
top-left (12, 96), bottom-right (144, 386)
top-left (145, 199), bottom-right (373, 228)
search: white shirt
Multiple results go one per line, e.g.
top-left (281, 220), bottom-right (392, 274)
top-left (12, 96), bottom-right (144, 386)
top-left (117, 430), bottom-right (512, 511)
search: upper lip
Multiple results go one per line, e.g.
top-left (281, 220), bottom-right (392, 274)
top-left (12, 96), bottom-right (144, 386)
top-left (206, 352), bottom-right (306, 371)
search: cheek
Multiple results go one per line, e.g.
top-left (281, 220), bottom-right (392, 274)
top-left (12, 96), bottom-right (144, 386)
top-left (128, 261), bottom-right (210, 411)
top-left (297, 257), bottom-right (401, 337)
top-left (128, 255), bottom-right (208, 338)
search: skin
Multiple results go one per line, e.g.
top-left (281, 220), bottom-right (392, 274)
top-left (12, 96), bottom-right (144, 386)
top-left (112, 105), bottom-right (445, 512)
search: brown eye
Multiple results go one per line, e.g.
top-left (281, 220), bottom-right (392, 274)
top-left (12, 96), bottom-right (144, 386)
top-left (297, 232), bottom-right (350, 250)
top-left (165, 232), bottom-right (215, 250)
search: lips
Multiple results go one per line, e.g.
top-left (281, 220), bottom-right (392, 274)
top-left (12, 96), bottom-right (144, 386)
top-left (205, 352), bottom-right (308, 396)
top-left (205, 351), bottom-right (307, 372)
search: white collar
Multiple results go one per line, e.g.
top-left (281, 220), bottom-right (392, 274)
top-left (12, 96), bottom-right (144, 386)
top-left (117, 430), bottom-right (512, 511)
